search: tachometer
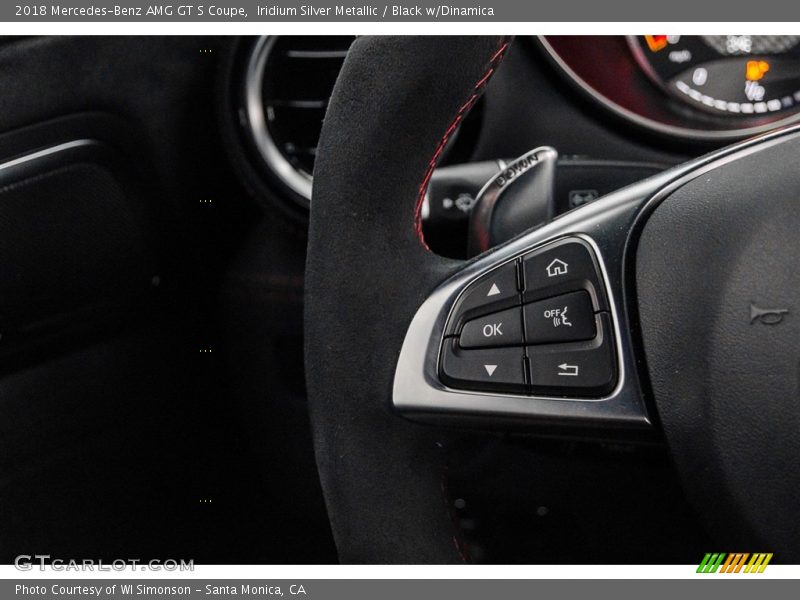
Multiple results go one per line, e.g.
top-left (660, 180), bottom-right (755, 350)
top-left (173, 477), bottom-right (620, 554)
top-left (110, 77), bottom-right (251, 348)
top-left (629, 35), bottom-right (800, 117)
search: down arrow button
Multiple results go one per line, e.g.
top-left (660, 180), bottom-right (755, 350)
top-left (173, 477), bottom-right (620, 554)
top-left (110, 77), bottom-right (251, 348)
top-left (440, 340), bottom-right (526, 393)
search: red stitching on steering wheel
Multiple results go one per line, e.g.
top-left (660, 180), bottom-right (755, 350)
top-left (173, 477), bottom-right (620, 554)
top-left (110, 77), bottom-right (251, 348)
top-left (413, 37), bottom-right (512, 251)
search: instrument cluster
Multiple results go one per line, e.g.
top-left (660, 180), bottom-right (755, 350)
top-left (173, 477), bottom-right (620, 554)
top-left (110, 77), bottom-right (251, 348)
top-left (541, 35), bottom-right (800, 141)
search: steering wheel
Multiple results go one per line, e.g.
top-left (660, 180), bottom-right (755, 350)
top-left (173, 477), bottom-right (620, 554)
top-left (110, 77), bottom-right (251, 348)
top-left (305, 37), bottom-right (800, 563)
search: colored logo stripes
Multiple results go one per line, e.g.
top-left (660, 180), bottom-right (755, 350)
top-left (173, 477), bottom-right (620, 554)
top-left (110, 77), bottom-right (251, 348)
top-left (697, 553), bottom-right (773, 573)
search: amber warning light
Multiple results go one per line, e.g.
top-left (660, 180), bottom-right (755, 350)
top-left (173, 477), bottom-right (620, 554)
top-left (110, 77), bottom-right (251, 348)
top-left (644, 35), bottom-right (669, 52)
top-left (746, 60), bottom-right (770, 81)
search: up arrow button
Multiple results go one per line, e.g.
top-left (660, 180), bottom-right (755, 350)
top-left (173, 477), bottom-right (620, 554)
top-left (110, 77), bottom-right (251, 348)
top-left (445, 260), bottom-right (521, 336)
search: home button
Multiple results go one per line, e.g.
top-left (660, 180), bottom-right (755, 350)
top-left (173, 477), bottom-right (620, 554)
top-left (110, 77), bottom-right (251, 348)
top-left (521, 238), bottom-right (608, 311)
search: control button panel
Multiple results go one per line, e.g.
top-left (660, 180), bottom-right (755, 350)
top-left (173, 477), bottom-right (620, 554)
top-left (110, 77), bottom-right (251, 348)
top-left (524, 290), bottom-right (595, 344)
top-left (439, 237), bottom-right (617, 398)
top-left (460, 306), bottom-right (523, 348)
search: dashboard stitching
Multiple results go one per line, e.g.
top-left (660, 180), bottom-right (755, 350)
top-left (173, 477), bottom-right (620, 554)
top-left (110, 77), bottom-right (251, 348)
top-left (413, 36), bottom-right (512, 251)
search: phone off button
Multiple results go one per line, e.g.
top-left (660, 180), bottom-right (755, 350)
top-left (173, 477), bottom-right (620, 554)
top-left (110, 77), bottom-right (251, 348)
top-left (524, 290), bottom-right (595, 344)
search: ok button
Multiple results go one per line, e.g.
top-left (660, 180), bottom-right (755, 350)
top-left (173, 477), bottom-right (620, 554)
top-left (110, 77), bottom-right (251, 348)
top-left (459, 306), bottom-right (523, 349)
top-left (483, 323), bottom-right (503, 337)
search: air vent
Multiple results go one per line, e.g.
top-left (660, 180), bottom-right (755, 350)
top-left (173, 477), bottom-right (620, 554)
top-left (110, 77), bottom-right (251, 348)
top-left (244, 36), bottom-right (355, 206)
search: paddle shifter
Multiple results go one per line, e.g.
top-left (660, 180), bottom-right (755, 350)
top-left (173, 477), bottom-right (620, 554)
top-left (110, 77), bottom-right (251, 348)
top-left (421, 149), bottom-right (665, 258)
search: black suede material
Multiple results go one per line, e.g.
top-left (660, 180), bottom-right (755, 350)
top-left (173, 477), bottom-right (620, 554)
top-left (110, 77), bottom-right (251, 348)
top-left (306, 36), bottom-right (510, 563)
